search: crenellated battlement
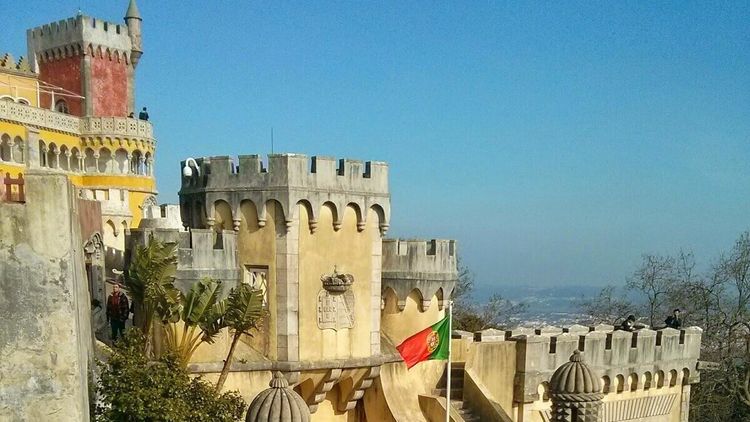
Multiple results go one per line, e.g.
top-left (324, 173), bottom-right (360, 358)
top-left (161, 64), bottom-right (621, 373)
top-left (381, 238), bottom-right (458, 311)
top-left (180, 154), bottom-right (389, 194)
top-left (27, 15), bottom-right (133, 68)
top-left (470, 325), bottom-right (702, 403)
top-left (126, 228), bottom-right (241, 292)
top-left (179, 153), bottom-right (391, 234)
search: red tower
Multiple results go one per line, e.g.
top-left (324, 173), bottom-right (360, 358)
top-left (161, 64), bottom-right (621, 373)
top-left (26, 0), bottom-right (143, 117)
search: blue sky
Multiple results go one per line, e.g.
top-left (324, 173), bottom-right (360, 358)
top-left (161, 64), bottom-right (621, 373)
top-left (4, 1), bottom-right (749, 293)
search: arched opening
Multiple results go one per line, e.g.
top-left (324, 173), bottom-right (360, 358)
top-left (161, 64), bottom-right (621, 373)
top-left (98, 148), bottom-right (112, 173)
top-left (628, 373), bottom-right (638, 392)
top-left (601, 376), bottom-right (611, 394)
top-left (84, 148), bottom-right (97, 172)
top-left (17, 98), bottom-right (29, 105)
top-left (59, 145), bottom-right (69, 171)
top-left (656, 370), bottom-right (665, 388)
top-left (616, 374), bottom-right (625, 393)
top-left (682, 369), bottom-right (690, 386)
top-left (669, 369), bottom-right (678, 387)
top-left (213, 200), bottom-right (233, 233)
top-left (114, 148), bottom-right (128, 174)
top-left (0, 134), bottom-right (11, 162)
top-left (643, 372), bottom-right (652, 390)
top-left (538, 382), bottom-right (550, 401)
top-left (144, 152), bottom-right (152, 176)
top-left (55, 99), bottom-right (69, 114)
top-left (130, 150), bottom-right (143, 175)
top-left (12, 136), bottom-right (23, 163)
top-left (46, 142), bottom-right (57, 169)
top-left (38, 140), bottom-right (47, 167)
top-left (382, 287), bottom-right (400, 314)
top-left (70, 148), bottom-right (81, 172)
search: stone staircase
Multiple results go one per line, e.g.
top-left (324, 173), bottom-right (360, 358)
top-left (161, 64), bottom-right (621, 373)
top-left (433, 362), bottom-right (480, 422)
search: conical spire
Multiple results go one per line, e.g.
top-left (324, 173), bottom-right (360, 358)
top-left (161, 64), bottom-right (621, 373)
top-left (125, 0), bottom-right (141, 20)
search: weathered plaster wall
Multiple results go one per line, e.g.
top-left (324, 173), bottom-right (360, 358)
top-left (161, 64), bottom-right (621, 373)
top-left (38, 55), bottom-right (84, 115)
top-left (90, 54), bottom-right (127, 117)
top-left (0, 172), bottom-right (92, 421)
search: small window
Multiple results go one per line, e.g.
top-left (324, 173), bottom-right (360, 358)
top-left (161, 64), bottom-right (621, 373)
top-left (243, 265), bottom-right (269, 309)
top-left (55, 99), bottom-right (69, 114)
top-left (17, 99), bottom-right (29, 105)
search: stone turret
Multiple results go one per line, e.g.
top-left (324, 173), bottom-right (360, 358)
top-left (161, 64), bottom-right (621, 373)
top-left (178, 154), bottom-right (390, 234)
top-left (549, 350), bottom-right (603, 422)
top-left (381, 239), bottom-right (457, 311)
top-left (27, 0), bottom-right (143, 116)
top-left (124, 0), bottom-right (143, 67)
top-left (246, 372), bottom-right (311, 422)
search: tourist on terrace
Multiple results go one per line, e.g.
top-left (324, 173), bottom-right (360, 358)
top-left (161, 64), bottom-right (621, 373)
top-left (138, 106), bottom-right (149, 121)
top-left (665, 308), bottom-right (682, 329)
top-left (620, 315), bottom-right (637, 331)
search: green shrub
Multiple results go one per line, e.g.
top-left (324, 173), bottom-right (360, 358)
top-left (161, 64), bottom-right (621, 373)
top-left (95, 329), bottom-right (246, 422)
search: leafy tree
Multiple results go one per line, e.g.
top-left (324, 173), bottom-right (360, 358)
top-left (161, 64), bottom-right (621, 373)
top-left (161, 278), bottom-right (228, 367)
top-left (215, 283), bottom-right (265, 392)
top-left (579, 285), bottom-right (634, 325)
top-left (125, 237), bottom-right (179, 354)
top-left (95, 329), bottom-right (246, 422)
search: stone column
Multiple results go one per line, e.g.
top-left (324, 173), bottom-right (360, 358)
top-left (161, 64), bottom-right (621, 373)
top-left (275, 216), bottom-right (300, 362)
top-left (680, 384), bottom-right (691, 422)
top-left (93, 152), bottom-right (100, 173)
top-left (370, 220), bottom-right (382, 355)
top-left (65, 151), bottom-right (71, 171)
top-left (82, 54), bottom-right (93, 116)
top-left (24, 127), bottom-right (40, 169)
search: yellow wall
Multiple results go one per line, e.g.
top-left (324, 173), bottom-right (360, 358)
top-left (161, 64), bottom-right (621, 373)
top-left (298, 204), bottom-right (373, 361)
top-left (381, 290), bottom-right (444, 346)
top-left (0, 72), bottom-right (39, 106)
top-left (236, 200), bottom-right (279, 359)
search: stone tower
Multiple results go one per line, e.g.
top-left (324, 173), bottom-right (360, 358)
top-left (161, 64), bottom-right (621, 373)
top-left (549, 350), bottom-right (603, 422)
top-left (26, 0), bottom-right (143, 116)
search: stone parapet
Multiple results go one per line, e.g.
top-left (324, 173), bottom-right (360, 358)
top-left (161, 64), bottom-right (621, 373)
top-left (0, 100), bottom-right (154, 145)
top-left (126, 228), bottom-right (240, 292)
top-left (472, 325), bottom-right (702, 403)
top-left (381, 239), bottom-right (457, 311)
top-left (0, 98), bottom-right (79, 134)
top-left (80, 116), bottom-right (154, 146)
top-left (179, 154), bottom-right (390, 233)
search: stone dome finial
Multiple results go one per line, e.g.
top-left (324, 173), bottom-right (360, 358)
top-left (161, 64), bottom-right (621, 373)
top-left (549, 351), bottom-right (604, 422)
top-left (246, 372), bottom-right (311, 422)
top-left (550, 350), bottom-right (602, 397)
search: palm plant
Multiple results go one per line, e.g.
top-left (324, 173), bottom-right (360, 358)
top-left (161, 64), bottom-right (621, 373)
top-left (162, 278), bottom-right (228, 367)
top-left (125, 237), bottom-right (179, 354)
top-left (215, 283), bottom-right (264, 392)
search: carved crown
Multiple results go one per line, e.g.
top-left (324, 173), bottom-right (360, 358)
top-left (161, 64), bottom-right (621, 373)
top-left (321, 268), bottom-right (354, 293)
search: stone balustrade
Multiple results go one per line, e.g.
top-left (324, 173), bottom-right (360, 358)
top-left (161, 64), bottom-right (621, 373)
top-left (0, 99), bottom-right (154, 145)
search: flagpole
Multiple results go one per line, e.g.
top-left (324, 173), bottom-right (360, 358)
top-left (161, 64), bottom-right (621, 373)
top-left (445, 300), bottom-right (452, 422)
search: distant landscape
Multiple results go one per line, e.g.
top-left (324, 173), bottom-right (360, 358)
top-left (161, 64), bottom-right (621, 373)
top-left (473, 284), bottom-right (605, 328)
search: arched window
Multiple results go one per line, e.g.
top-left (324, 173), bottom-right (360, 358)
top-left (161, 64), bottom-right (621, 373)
top-left (55, 99), bottom-right (69, 114)
top-left (17, 98), bottom-right (29, 105)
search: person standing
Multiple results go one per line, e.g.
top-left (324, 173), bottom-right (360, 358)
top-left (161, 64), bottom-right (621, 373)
top-left (665, 308), bottom-right (682, 329)
top-left (138, 106), bottom-right (149, 121)
top-left (106, 283), bottom-right (130, 341)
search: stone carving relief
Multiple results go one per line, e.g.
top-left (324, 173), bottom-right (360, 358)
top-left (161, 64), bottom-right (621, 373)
top-left (317, 268), bottom-right (355, 331)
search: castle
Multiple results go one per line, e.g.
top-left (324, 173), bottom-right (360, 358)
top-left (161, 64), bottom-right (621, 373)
top-left (0, 2), bottom-right (702, 422)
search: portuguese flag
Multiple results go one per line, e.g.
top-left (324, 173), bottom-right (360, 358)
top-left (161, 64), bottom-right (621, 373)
top-left (396, 315), bottom-right (450, 369)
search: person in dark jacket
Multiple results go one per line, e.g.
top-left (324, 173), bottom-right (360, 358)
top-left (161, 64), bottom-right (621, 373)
top-left (138, 107), bottom-right (149, 121)
top-left (106, 283), bottom-right (130, 341)
top-left (665, 308), bottom-right (682, 329)
top-left (620, 315), bottom-right (637, 331)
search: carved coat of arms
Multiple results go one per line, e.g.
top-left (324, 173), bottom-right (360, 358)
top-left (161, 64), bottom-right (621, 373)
top-left (317, 269), bottom-right (355, 331)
